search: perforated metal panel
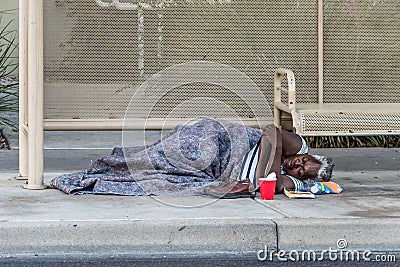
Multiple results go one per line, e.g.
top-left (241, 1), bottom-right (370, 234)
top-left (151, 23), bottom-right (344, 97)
top-left (295, 103), bottom-right (400, 135)
top-left (323, 0), bottom-right (399, 103)
top-left (300, 111), bottom-right (400, 134)
top-left (43, 0), bottom-right (318, 122)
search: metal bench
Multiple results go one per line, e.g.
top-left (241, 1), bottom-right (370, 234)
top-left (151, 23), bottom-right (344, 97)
top-left (274, 68), bottom-right (400, 136)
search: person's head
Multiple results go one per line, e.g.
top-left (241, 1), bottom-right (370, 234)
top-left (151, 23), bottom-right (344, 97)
top-left (282, 154), bottom-right (334, 182)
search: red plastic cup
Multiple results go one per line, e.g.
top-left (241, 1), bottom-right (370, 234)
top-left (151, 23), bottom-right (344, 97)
top-left (259, 174), bottom-right (277, 200)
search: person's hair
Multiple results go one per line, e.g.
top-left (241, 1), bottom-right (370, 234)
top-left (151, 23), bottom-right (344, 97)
top-left (311, 155), bottom-right (335, 182)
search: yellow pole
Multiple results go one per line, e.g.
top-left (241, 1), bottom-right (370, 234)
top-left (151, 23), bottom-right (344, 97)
top-left (25, 0), bottom-right (45, 189)
top-left (17, 0), bottom-right (28, 180)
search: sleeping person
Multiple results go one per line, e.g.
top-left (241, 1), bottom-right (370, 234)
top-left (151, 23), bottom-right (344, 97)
top-left (50, 118), bottom-right (334, 196)
top-left (205, 123), bottom-right (334, 198)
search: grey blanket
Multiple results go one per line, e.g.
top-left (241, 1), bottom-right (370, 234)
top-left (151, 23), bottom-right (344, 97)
top-left (50, 118), bottom-right (261, 195)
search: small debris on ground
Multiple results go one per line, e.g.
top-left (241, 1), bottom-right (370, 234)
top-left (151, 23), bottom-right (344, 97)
top-left (0, 129), bottom-right (10, 150)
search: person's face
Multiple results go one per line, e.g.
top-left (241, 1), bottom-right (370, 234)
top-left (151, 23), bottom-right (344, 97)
top-left (282, 154), bottom-right (322, 180)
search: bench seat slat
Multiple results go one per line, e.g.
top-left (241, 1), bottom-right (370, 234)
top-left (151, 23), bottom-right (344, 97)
top-left (293, 103), bottom-right (400, 136)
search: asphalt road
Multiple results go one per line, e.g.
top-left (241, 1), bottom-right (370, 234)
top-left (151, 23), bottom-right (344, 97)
top-left (0, 254), bottom-right (397, 267)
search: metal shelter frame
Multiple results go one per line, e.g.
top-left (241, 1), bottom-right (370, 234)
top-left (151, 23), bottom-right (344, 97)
top-left (19, 0), bottom-right (324, 189)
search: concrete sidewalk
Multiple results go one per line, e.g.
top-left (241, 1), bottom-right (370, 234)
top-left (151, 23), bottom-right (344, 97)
top-left (0, 131), bottom-right (399, 261)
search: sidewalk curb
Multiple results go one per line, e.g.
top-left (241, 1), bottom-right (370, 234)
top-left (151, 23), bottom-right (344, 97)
top-left (0, 218), bottom-right (277, 256)
top-left (1, 218), bottom-right (399, 257)
top-left (275, 218), bottom-right (400, 252)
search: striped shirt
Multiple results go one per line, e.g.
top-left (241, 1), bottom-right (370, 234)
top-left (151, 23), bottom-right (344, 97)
top-left (237, 136), bottom-right (308, 192)
top-left (237, 141), bottom-right (260, 186)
